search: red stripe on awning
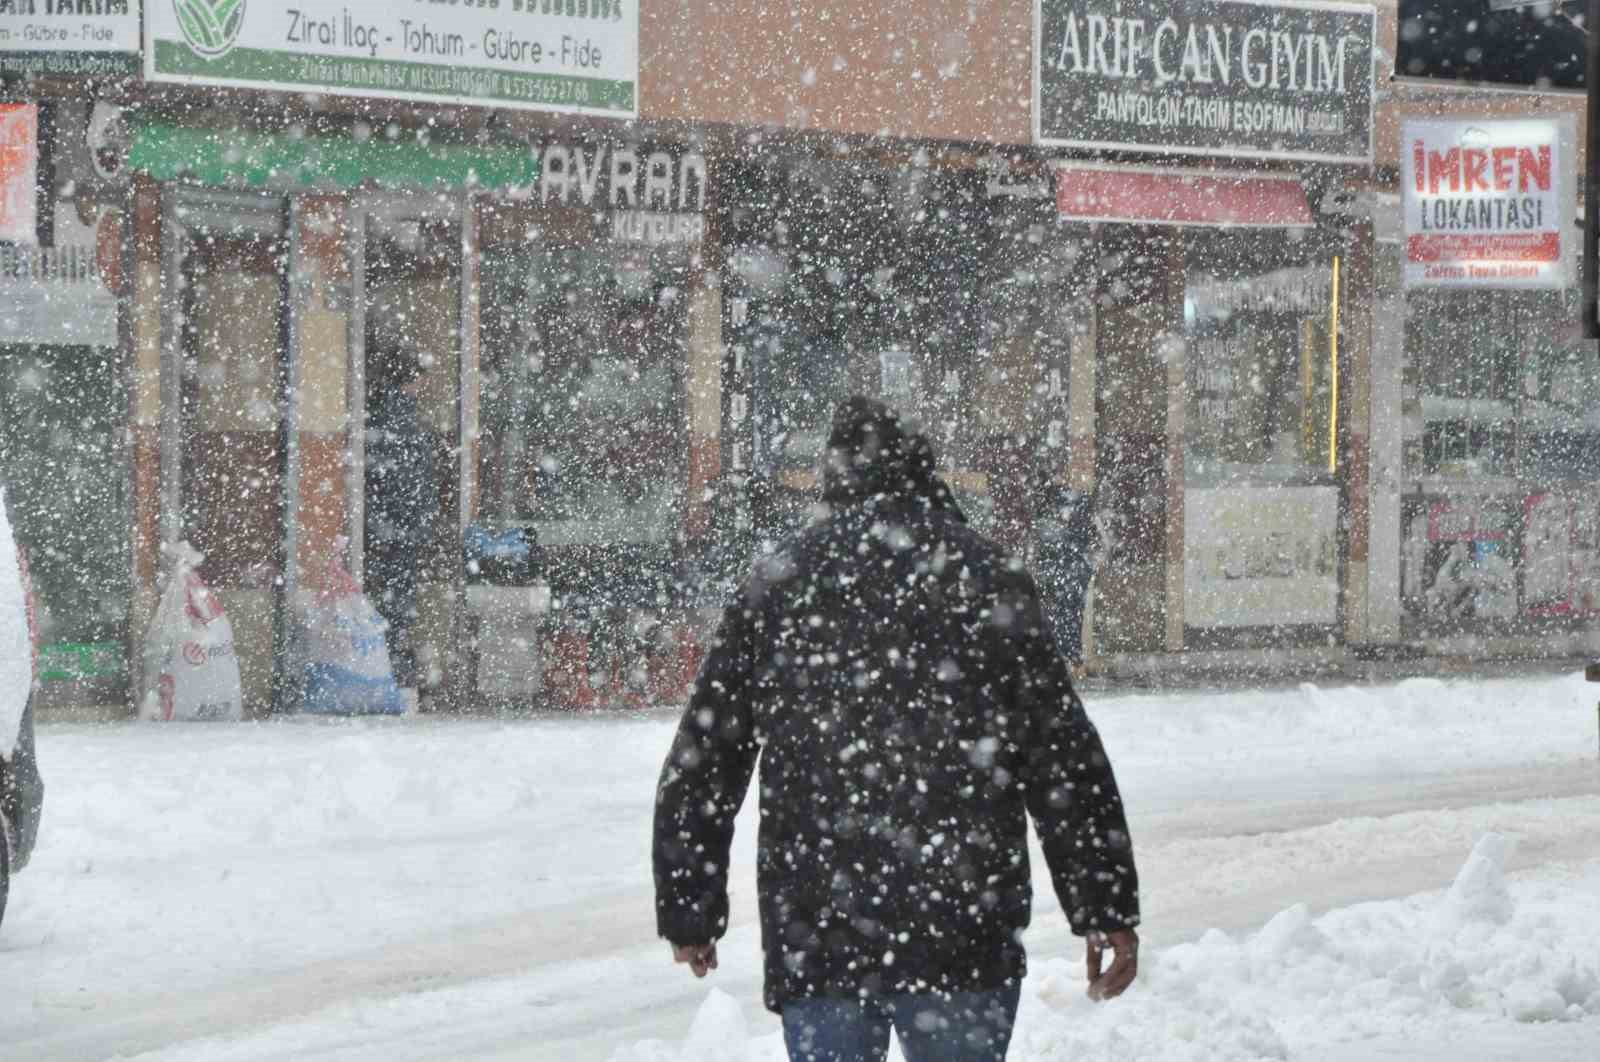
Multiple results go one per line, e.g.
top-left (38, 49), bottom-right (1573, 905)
top-left (1054, 166), bottom-right (1314, 229)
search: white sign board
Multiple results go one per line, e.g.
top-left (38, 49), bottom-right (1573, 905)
top-left (1401, 117), bottom-right (1574, 289)
top-left (0, 2), bottom-right (140, 77)
top-left (148, 1), bottom-right (638, 118)
top-left (0, 204), bottom-right (119, 347)
top-left (1185, 486), bottom-right (1339, 627)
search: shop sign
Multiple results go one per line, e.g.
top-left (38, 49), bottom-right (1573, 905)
top-left (537, 143), bottom-right (707, 247)
top-left (1185, 487), bottom-right (1338, 627)
top-left (0, 1), bottom-right (139, 78)
top-left (0, 102), bottom-right (36, 244)
top-left (1189, 264), bottom-right (1332, 319)
top-left (1035, 0), bottom-right (1376, 162)
top-left (1400, 118), bottom-right (1574, 290)
top-left (0, 198), bottom-right (118, 346)
top-left (147, 1), bottom-right (638, 118)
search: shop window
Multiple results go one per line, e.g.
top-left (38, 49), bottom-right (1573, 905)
top-left (480, 238), bottom-right (689, 548)
top-left (1184, 232), bottom-right (1339, 485)
top-left (720, 154), bottom-right (1082, 548)
top-left (1405, 289), bottom-right (1600, 480)
top-left (0, 345), bottom-right (130, 650)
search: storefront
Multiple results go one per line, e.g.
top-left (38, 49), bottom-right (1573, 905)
top-left (1022, 0), bottom-right (1379, 659)
top-left (476, 137), bottom-right (717, 708)
top-left (7, 0), bottom-right (1598, 717)
top-left (0, 0), bottom-right (139, 719)
top-left (1394, 115), bottom-right (1600, 642)
top-left (110, 103), bottom-right (728, 713)
top-left (107, 2), bottom-right (725, 713)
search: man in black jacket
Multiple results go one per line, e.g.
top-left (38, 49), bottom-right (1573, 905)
top-left (654, 396), bottom-right (1139, 1061)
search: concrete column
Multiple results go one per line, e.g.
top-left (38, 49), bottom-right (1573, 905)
top-left (1341, 221), bottom-right (1376, 647)
top-left (287, 195), bottom-right (351, 591)
top-left (127, 176), bottom-right (163, 651)
top-left (1162, 230), bottom-right (1186, 652)
top-left (686, 284), bottom-right (724, 540)
top-left (1367, 237), bottom-right (1405, 644)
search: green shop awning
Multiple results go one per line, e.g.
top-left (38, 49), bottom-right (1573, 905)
top-left (129, 123), bottom-right (538, 191)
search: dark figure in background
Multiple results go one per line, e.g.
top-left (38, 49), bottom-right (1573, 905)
top-left (364, 342), bottom-right (439, 689)
top-left (980, 434), bottom-right (1034, 558)
top-left (654, 396), bottom-right (1140, 1062)
top-left (1031, 471), bottom-right (1102, 674)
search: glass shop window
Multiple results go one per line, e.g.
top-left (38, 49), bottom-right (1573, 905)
top-left (1406, 290), bottom-right (1600, 479)
top-left (1184, 245), bottom-right (1339, 485)
top-left (479, 237), bottom-right (689, 547)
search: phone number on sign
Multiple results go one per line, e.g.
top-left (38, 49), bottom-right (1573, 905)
top-left (500, 74), bottom-right (594, 106)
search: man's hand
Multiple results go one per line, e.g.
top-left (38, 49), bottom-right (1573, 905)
top-left (1085, 928), bottom-right (1138, 1001)
top-left (673, 942), bottom-right (719, 979)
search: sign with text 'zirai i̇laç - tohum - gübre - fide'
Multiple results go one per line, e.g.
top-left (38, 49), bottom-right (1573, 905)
top-left (147, 0), bottom-right (638, 118)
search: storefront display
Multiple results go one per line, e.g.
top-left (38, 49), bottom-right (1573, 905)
top-left (1186, 261), bottom-right (1336, 484)
top-left (480, 139), bottom-right (703, 551)
top-left (1399, 494), bottom-right (1518, 622)
top-left (717, 152), bottom-right (1085, 551)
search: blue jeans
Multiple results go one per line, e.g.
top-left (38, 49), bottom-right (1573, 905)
top-left (781, 983), bottom-right (1021, 1062)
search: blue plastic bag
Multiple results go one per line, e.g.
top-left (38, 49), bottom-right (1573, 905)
top-left (299, 553), bottom-right (405, 716)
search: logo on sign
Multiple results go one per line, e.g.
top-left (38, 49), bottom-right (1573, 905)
top-left (175, 0), bottom-right (247, 60)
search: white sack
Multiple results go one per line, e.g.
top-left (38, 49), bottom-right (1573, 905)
top-left (138, 542), bottom-right (243, 722)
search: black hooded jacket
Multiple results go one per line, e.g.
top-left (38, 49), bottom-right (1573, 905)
top-left (654, 397), bottom-right (1139, 1013)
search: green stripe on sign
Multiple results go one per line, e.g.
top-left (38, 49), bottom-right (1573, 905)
top-left (151, 40), bottom-right (635, 113)
top-left (128, 121), bottom-right (541, 191)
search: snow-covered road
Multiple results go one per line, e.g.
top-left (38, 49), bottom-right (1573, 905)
top-left (2, 672), bottom-right (1597, 1061)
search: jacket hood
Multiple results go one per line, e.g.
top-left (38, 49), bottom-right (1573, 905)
top-left (820, 395), bottom-right (965, 521)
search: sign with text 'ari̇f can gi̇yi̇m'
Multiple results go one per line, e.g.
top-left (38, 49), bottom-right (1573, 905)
top-left (147, 0), bottom-right (638, 118)
top-left (0, 0), bottom-right (140, 78)
top-left (1034, 0), bottom-right (1376, 163)
top-left (1401, 118), bottom-right (1576, 290)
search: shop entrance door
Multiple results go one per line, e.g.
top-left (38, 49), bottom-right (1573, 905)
top-left (161, 189), bottom-right (292, 714)
top-left (347, 195), bottom-right (469, 704)
top-left (1093, 229), bottom-right (1178, 653)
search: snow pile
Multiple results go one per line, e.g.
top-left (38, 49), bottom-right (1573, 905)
top-left (1096, 673), bottom-right (1596, 780)
top-left (611, 990), bottom-right (784, 1062)
top-left (617, 838), bottom-right (1600, 1062)
top-left (1012, 835), bottom-right (1599, 1062)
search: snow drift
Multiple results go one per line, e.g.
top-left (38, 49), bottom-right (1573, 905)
top-left (616, 836), bottom-right (1600, 1062)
